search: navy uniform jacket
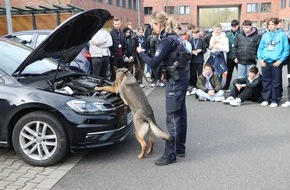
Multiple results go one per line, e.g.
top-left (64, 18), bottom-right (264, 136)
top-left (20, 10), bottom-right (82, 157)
top-left (139, 31), bottom-right (176, 69)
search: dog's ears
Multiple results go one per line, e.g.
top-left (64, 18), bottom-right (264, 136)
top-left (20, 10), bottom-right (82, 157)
top-left (114, 66), bottom-right (119, 73)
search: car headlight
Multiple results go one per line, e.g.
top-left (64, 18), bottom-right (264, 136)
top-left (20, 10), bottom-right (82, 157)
top-left (66, 100), bottom-right (115, 114)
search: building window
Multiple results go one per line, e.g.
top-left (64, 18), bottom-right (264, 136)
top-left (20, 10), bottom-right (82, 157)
top-left (116, 0), bottom-right (120, 6)
top-left (128, 0), bottom-right (132, 9)
top-left (179, 6), bottom-right (190, 15)
top-left (144, 7), bottom-right (153, 15)
top-left (105, 0), bottom-right (112, 4)
top-left (94, 0), bottom-right (103, 2)
top-left (122, 0), bottom-right (126, 8)
top-left (247, 3), bottom-right (257, 12)
top-left (247, 3), bottom-right (271, 12)
top-left (261, 3), bottom-right (271, 12)
top-left (133, 0), bottom-right (137, 10)
top-left (251, 21), bottom-right (258, 27)
top-left (164, 6), bottom-right (176, 14)
top-left (281, 0), bottom-right (286, 9)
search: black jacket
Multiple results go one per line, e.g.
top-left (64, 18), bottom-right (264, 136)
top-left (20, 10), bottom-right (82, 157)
top-left (124, 33), bottom-right (138, 58)
top-left (189, 38), bottom-right (207, 64)
top-left (147, 34), bottom-right (159, 57)
top-left (233, 74), bottom-right (262, 89)
top-left (109, 28), bottom-right (126, 56)
top-left (233, 28), bottom-right (261, 65)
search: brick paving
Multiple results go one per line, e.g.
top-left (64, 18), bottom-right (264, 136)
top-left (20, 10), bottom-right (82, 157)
top-left (0, 148), bottom-right (86, 190)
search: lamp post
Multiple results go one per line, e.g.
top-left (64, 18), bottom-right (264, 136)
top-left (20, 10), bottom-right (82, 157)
top-left (5, 0), bottom-right (13, 33)
top-left (137, 0), bottom-right (140, 27)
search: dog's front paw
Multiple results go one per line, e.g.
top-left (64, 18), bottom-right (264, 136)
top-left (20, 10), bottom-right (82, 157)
top-left (94, 86), bottom-right (101, 91)
top-left (138, 154), bottom-right (145, 159)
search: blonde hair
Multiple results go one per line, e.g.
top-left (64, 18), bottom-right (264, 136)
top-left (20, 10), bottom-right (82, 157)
top-left (150, 11), bottom-right (175, 33)
top-left (213, 23), bottom-right (222, 29)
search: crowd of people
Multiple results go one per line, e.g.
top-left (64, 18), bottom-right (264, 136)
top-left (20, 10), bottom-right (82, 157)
top-left (90, 15), bottom-right (290, 108)
top-left (89, 13), bottom-right (289, 166)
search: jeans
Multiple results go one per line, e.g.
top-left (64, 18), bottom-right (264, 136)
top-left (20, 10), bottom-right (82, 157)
top-left (237, 64), bottom-right (255, 79)
top-left (261, 63), bottom-right (283, 103)
top-left (195, 89), bottom-right (224, 101)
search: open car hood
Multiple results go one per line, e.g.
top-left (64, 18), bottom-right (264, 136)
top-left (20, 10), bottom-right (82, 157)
top-left (13, 9), bottom-right (111, 75)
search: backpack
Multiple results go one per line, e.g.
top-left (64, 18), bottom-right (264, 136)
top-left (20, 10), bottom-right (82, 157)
top-left (168, 34), bottom-right (192, 67)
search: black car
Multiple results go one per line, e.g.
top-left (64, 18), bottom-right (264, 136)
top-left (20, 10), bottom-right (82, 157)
top-left (4, 30), bottom-right (93, 74)
top-left (0, 9), bottom-right (133, 166)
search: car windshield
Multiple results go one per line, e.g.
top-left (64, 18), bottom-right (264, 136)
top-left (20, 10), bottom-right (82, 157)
top-left (0, 40), bottom-right (58, 75)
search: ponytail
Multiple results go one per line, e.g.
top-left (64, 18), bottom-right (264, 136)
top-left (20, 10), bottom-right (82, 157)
top-left (150, 11), bottom-right (176, 33)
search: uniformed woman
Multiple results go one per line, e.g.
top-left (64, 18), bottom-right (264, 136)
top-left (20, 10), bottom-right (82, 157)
top-left (137, 11), bottom-right (190, 166)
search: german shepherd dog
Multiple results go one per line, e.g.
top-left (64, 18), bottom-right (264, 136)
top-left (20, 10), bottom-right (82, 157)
top-left (94, 67), bottom-right (172, 159)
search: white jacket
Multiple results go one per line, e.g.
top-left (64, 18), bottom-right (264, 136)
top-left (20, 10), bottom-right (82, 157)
top-left (89, 28), bottom-right (113, 57)
top-left (209, 32), bottom-right (229, 59)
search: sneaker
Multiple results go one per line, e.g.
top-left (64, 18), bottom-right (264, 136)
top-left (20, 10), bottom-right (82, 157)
top-left (151, 83), bottom-right (157, 88)
top-left (155, 156), bottom-right (176, 166)
top-left (269, 102), bottom-right (278, 108)
top-left (159, 82), bottom-right (165, 87)
top-left (223, 96), bottom-right (234, 104)
top-left (198, 96), bottom-right (207, 101)
top-left (190, 87), bottom-right (197, 95)
top-left (177, 153), bottom-right (185, 157)
top-left (139, 84), bottom-right (145, 88)
top-left (186, 91), bottom-right (191, 96)
top-left (281, 101), bottom-right (290, 108)
top-left (214, 96), bottom-right (225, 102)
top-left (230, 98), bottom-right (241, 106)
top-left (146, 72), bottom-right (151, 78)
top-left (261, 101), bottom-right (269, 106)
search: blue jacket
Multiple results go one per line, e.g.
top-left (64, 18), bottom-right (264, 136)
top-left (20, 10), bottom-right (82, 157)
top-left (257, 29), bottom-right (289, 63)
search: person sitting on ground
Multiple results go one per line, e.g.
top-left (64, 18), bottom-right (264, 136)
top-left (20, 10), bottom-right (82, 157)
top-left (223, 66), bottom-right (263, 106)
top-left (195, 64), bottom-right (224, 102)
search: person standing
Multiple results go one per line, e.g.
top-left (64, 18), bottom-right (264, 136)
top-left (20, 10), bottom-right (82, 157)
top-left (123, 27), bottom-right (138, 72)
top-left (109, 17), bottom-right (126, 80)
top-left (233, 20), bottom-right (261, 79)
top-left (137, 11), bottom-right (190, 166)
top-left (89, 28), bottom-right (113, 78)
top-left (187, 28), bottom-right (207, 95)
top-left (147, 30), bottom-right (163, 87)
top-left (281, 54), bottom-right (290, 107)
top-left (208, 23), bottom-right (229, 82)
top-left (134, 27), bottom-right (147, 88)
top-left (258, 17), bottom-right (289, 107)
top-left (223, 19), bottom-right (240, 91)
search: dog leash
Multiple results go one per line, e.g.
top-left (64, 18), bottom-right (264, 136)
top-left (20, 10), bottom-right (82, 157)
top-left (135, 53), bottom-right (155, 84)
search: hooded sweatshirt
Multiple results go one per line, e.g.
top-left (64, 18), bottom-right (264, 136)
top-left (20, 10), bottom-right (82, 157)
top-left (257, 28), bottom-right (289, 63)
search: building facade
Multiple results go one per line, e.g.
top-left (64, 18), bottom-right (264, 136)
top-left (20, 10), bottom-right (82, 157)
top-left (144, 0), bottom-right (290, 31)
top-left (0, 0), bottom-right (144, 35)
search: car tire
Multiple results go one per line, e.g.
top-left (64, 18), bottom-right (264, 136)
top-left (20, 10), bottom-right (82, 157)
top-left (12, 111), bottom-right (69, 166)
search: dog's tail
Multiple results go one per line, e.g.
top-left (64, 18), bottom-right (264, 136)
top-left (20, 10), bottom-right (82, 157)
top-left (148, 119), bottom-right (172, 141)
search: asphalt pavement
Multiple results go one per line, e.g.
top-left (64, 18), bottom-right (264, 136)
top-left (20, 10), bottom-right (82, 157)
top-left (1, 67), bottom-right (290, 190)
top-left (50, 67), bottom-right (290, 190)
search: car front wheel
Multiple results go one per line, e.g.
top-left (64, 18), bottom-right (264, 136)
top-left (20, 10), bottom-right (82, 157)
top-left (12, 111), bottom-right (69, 166)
